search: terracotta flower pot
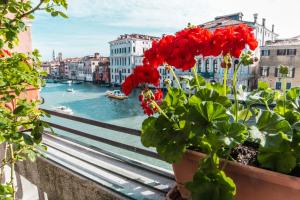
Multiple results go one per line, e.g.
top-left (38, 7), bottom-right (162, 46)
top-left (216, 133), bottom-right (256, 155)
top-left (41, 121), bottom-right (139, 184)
top-left (172, 150), bottom-right (300, 200)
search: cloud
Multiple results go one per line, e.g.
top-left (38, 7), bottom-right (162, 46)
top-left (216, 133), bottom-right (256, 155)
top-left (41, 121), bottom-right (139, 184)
top-left (33, 0), bottom-right (300, 60)
top-left (65, 0), bottom-right (300, 37)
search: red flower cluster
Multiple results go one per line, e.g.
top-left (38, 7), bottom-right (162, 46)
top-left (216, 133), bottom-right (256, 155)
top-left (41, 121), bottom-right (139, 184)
top-left (121, 65), bottom-right (160, 96)
top-left (212, 24), bottom-right (258, 58)
top-left (139, 89), bottom-right (163, 116)
top-left (122, 23), bottom-right (258, 96)
top-left (0, 49), bottom-right (12, 57)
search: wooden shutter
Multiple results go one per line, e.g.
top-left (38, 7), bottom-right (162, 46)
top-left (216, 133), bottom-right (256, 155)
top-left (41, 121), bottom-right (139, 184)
top-left (292, 68), bottom-right (296, 78)
top-left (275, 68), bottom-right (278, 77)
top-left (260, 68), bottom-right (263, 76)
top-left (267, 67), bottom-right (270, 77)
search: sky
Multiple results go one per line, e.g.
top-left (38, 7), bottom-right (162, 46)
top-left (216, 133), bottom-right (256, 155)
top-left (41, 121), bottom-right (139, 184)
top-left (32, 0), bottom-right (300, 61)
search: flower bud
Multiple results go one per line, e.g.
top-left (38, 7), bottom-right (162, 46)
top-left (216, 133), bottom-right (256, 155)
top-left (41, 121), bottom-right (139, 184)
top-left (164, 78), bottom-right (171, 86)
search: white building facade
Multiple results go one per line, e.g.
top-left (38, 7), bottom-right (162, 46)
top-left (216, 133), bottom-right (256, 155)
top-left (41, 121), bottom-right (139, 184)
top-left (109, 34), bottom-right (160, 86)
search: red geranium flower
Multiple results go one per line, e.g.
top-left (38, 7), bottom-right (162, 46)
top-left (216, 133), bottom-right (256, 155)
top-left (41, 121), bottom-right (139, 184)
top-left (0, 49), bottom-right (12, 57)
top-left (121, 65), bottom-right (160, 96)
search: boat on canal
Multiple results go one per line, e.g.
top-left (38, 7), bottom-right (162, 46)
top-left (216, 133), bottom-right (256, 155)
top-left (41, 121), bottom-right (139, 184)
top-left (53, 106), bottom-right (74, 115)
top-left (67, 88), bottom-right (74, 92)
top-left (105, 90), bottom-right (128, 100)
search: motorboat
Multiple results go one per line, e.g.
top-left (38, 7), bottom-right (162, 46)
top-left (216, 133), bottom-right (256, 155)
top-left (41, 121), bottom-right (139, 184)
top-left (67, 88), bottom-right (74, 92)
top-left (54, 106), bottom-right (73, 115)
top-left (105, 90), bottom-right (128, 100)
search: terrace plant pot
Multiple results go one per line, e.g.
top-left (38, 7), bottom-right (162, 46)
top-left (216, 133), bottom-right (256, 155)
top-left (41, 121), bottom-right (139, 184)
top-left (172, 150), bottom-right (300, 200)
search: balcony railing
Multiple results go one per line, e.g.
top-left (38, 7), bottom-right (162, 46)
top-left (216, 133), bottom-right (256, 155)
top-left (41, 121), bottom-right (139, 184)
top-left (39, 109), bottom-right (174, 200)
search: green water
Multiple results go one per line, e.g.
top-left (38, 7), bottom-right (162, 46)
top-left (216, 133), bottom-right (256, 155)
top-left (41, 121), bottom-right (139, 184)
top-left (41, 82), bottom-right (171, 171)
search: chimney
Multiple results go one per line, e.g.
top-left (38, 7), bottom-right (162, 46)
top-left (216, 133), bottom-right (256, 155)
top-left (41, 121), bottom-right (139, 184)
top-left (272, 24), bottom-right (275, 32)
top-left (262, 18), bottom-right (266, 27)
top-left (94, 53), bottom-right (100, 59)
top-left (253, 13), bottom-right (258, 23)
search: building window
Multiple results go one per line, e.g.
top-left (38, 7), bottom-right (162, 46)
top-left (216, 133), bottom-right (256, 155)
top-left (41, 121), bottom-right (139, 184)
top-left (261, 50), bottom-right (270, 56)
top-left (205, 59), bottom-right (209, 72)
top-left (128, 69), bottom-right (130, 73)
top-left (287, 82), bottom-right (292, 89)
top-left (128, 47), bottom-right (131, 53)
top-left (213, 59), bottom-right (218, 73)
top-left (275, 67), bottom-right (295, 78)
top-left (260, 67), bottom-right (269, 77)
top-left (133, 47), bottom-right (136, 53)
top-left (277, 49), bottom-right (287, 56)
top-left (197, 59), bottom-right (202, 73)
top-left (287, 49), bottom-right (297, 55)
top-left (276, 82), bottom-right (281, 90)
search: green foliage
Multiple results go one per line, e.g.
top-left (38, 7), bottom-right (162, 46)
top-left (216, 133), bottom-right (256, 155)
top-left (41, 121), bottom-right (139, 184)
top-left (141, 70), bottom-right (300, 199)
top-left (186, 154), bottom-right (236, 200)
top-left (0, 0), bottom-right (67, 199)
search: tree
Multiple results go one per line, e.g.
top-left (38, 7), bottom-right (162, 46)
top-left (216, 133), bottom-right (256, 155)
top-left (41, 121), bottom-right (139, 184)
top-left (0, 1), bottom-right (68, 199)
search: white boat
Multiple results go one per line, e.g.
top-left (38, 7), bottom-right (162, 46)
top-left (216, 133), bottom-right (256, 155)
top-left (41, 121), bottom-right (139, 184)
top-left (54, 106), bottom-right (73, 115)
top-left (105, 90), bottom-right (128, 100)
top-left (67, 88), bottom-right (74, 92)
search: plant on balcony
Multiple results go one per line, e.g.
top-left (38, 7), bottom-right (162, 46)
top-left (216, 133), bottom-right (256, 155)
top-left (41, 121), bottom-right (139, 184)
top-left (122, 24), bottom-right (300, 200)
top-left (0, 1), bottom-right (67, 199)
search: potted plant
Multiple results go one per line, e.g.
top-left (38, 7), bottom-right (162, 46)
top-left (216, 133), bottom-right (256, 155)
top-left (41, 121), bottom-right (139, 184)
top-left (0, 1), bottom-right (68, 199)
top-left (121, 24), bottom-right (300, 200)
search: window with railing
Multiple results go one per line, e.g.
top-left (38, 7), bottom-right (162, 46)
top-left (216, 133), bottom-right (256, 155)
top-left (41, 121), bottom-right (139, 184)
top-left (277, 49), bottom-right (287, 55)
top-left (275, 66), bottom-right (295, 78)
top-left (287, 49), bottom-right (297, 55)
top-left (260, 67), bottom-right (269, 77)
top-left (261, 49), bottom-right (270, 56)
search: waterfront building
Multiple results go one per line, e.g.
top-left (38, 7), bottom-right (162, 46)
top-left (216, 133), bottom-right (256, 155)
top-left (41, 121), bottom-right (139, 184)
top-left (194, 12), bottom-right (278, 90)
top-left (94, 57), bottom-right (110, 84)
top-left (81, 53), bottom-right (101, 82)
top-left (41, 62), bottom-right (51, 75)
top-left (67, 58), bottom-right (81, 80)
top-left (259, 36), bottom-right (300, 89)
top-left (109, 34), bottom-right (160, 86)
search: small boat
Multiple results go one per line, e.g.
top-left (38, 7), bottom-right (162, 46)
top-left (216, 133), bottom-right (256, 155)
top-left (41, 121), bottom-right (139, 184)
top-left (54, 106), bottom-right (73, 115)
top-left (106, 90), bottom-right (128, 100)
top-left (67, 88), bottom-right (74, 92)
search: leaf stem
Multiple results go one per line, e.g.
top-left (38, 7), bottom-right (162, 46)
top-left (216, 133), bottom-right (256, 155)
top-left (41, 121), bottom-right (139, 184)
top-left (233, 62), bottom-right (242, 122)
top-left (151, 101), bottom-right (171, 122)
top-left (9, 144), bottom-right (15, 200)
top-left (223, 67), bottom-right (228, 96)
top-left (282, 77), bottom-right (287, 114)
top-left (169, 66), bottom-right (182, 90)
top-left (192, 64), bottom-right (200, 89)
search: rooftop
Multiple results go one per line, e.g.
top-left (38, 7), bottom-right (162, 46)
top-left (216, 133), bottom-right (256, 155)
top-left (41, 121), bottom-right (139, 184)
top-left (265, 35), bottom-right (300, 46)
top-left (110, 34), bottom-right (160, 43)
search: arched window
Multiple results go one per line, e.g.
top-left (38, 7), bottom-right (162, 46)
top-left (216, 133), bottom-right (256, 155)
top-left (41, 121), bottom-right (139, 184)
top-left (197, 59), bottom-right (202, 73)
top-left (205, 59), bottom-right (210, 72)
top-left (234, 60), bottom-right (239, 71)
top-left (213, 59), bottom-right (218, 73)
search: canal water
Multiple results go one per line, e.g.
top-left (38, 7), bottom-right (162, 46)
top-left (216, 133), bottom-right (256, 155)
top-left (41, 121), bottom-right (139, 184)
top-left (41, 82), bottom-right (172, 171)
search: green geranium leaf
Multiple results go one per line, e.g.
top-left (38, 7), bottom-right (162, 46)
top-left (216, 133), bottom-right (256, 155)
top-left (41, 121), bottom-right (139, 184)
top-left (141, 117), bottom-right (160, 147)
top-left (252, 110), bottom-right (293, 141)
top-left (258, 152), bottom-right (296, 174)
top-left (186, 155), bottom-right (236, 200)
top-left (258, 81), bottom-right (269, 90)
top-left (258, 132), bottom-right (296, 173)
top-left (215, 122), bottom-right (248, 147)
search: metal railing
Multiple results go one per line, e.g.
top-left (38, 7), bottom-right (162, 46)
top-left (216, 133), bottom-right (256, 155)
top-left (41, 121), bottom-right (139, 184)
top-left (40, 108), bottom-right (175, 199)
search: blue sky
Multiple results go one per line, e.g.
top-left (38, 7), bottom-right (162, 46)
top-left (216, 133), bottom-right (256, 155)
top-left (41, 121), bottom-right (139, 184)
top-left (32, 0), bottom-right (300, 61)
